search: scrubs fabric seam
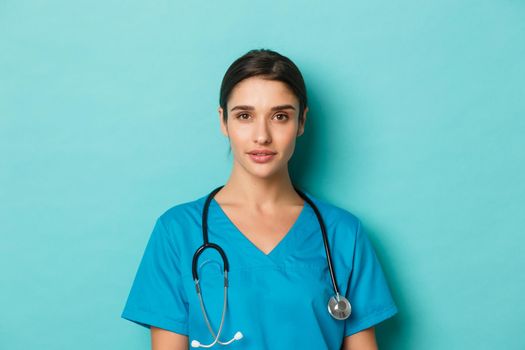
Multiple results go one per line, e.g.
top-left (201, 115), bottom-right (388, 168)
top-left (180, 263), bottom-right (328, 279)
top-left (345, 217), bottom-right (360, 293)
top-left (121, 307), bottom-right (188, 336)
top-left (343, 303), bottom-right (398, 337)
top-left (158, 215), bottom-right (190, 307)
top-left (158, 215), bottom-right (181, 262)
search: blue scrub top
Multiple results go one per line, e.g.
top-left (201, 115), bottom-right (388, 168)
top-left (121, 191), bottom-right (398, 349)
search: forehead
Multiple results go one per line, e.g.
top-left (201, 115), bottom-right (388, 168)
top-left (228, 76), bottom-right (298, 109)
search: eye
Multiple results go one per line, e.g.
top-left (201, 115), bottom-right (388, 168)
top-left (273, 113), bottom-right (289, 121)
top-left (236, 113), bottom-right (251, 120)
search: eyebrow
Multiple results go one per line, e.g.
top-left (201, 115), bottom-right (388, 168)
top-left (230, 104), bottom-right (296, 112)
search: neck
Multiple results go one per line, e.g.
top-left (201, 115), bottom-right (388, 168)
top-left (217, 163), bottom-right (301, 208)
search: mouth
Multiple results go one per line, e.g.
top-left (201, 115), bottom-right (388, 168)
top-left (247, 149), bottom-right (277, 156)
top-left (248, 152), bottom-right (276, 156)
top-left (247, 151), bottom-right (277, 163)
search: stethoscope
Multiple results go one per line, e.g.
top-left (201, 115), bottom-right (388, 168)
top-left (190, 185), bottom-right (351, 348)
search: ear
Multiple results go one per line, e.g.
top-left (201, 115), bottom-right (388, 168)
top-left (218, 106), bottom-right (229, 137)
top-left (297, 106), bottom-right (308, 137)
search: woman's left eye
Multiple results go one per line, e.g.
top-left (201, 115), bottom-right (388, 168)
top-left (273, 113), bottom-right (289, 121)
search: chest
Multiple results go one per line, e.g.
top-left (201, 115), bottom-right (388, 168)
top-left (220, 205), bottom-right (303, 255)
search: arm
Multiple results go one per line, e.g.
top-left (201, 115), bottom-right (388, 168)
top-left (151, 326), bottom-right (189, 350)
top-left (341, 327), bottom-right (378, 350)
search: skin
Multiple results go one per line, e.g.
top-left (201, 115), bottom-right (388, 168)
top-left (151, 76), bottom-right (378, 349)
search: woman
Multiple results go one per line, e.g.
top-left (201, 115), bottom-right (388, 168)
top-left (121, 49), bottom-right (398, 349)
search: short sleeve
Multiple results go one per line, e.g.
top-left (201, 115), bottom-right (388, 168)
top-left (343, 219), bottom-right (398, 336)
top-left (121, 216), bottom-right (188, 335)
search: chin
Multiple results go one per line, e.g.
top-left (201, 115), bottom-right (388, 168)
top-left (235, 157), bottom-right (287, 179)
top-left (248, 165), bottom-right (286, 179)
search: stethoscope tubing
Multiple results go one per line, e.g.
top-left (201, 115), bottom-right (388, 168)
top-left (192, 186), bottom-right (230, 282)
top-left (192, 185), bottom-right (341, 296)
top-left (292, 185), bottom-right (342, 297)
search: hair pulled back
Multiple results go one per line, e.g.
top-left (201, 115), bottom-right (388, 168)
top-left (219, 49), bottom-right (308, 125)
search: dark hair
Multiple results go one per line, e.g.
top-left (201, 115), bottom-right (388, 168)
top-left (219, 49), bottom-right (308, 125)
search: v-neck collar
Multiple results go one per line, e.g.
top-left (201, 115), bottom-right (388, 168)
top-left (209, 197), bottom-right (313, 264)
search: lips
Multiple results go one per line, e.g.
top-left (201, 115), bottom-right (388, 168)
top-left (247, 150), bottom-right (277, 164)
top-left (247, 149), bottom-right (277, 155)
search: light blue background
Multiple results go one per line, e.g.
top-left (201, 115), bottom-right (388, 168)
top-left (1, 1), bottom-right (524, 349)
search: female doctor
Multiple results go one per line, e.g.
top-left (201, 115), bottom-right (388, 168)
top-left (121, 49), bottom-right (398, 349)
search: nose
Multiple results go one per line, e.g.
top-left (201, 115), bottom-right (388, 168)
top-left (254, 118), bottom-right (271, 144)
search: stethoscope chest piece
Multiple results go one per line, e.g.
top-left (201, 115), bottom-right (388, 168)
top-left (328, 294), bottom-right (351, 320)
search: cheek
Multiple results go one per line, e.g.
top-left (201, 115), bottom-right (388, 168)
top-left (284, 139), bottom-right (297, 155)
top-left (227, 129), bottom-right (251, 157)
top-left (275, 129), bottom-right (298, 151)
top-left (228, 127), bottom-right (249, 143)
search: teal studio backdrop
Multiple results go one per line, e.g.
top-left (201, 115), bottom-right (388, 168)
top-left (1, 0), bottom-right (524, 349)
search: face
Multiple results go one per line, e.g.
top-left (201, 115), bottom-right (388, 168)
top-left (218, 76), bottom-right (308, 180)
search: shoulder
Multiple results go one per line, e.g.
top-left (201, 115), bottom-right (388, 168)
top-left (302, 190), bottom-right (366, 268)
top-left (154, 192), bottom-right (208, 232)
top-left (302, 190), bottom-right (362, 239)
top-left (144, 193), bottom-right (211, 256)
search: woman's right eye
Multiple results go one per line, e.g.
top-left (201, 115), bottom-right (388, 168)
top-left (237, 113), bottom-right (250, 120)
